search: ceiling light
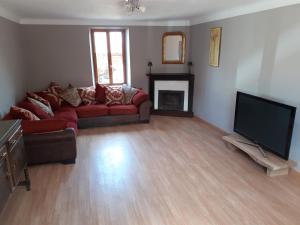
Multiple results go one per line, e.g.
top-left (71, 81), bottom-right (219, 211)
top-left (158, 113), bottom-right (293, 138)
top-left (124, 0), bottom-right (146, 13)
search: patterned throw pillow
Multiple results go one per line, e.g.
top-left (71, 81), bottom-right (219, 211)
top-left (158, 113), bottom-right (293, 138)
top-left (18, 101), bottom-right (51, 119)
top-left (105, 86), bottom-right (125, 105)
top-left (37, 91), bottom-right (63, 111)
top-left (27, 92), bottom-right (51, 108)
top-left (47, 82), bottom-right (64, 107)
top-left (48, 82), bottom-right (63, 95)
top-left (27, 97), bottom-right (54, 116)
top-left (122, 84), bottom-right (139, 105)
top-left (59, 87), bottom-right (82, 107)
top-left (10, 106), bottom-right (40, 121)
top-left (78, 86), bottom-right (96, 105)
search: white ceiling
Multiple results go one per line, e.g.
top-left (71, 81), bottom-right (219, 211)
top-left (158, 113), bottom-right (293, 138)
top-left (0, 0), bottom-right (299, 25)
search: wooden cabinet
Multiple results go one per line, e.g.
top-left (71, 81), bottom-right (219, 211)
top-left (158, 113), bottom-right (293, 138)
top-left (0, 120), bottom-right (30, 214)
top-left (0, 146), bottom-right (11, 213)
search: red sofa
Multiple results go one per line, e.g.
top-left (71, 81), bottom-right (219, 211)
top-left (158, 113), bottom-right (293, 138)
top-left (3, 88), bottom-right (151, 165)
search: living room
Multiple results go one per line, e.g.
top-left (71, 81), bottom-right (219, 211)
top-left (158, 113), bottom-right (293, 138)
top-left (1, 0), bottom-right (300, 224)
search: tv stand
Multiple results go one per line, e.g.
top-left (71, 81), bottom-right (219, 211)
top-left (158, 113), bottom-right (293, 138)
top-left (223, 134), bottom-right (293, 177)
top-left (236, 140), bottom-right (267, 158)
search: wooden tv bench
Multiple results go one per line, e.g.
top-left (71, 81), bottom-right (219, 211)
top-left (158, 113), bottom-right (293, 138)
top-left (223, 134), bottom-right (294, 177)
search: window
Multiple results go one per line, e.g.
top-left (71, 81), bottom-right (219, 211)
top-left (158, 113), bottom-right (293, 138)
top-left (91, 29), bottom-right (127, 85)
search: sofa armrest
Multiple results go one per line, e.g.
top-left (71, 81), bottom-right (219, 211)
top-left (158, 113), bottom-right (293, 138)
top-left (24, 128), bottom-right (76, 143)
top-left (24, 128), bottom-right (77, 165)
top-left (22, 119), bottom-right (77, 135)
top-left (139, 100), bottom-right (152, 122)
top-left (132, 90), bottom-right (149, 106)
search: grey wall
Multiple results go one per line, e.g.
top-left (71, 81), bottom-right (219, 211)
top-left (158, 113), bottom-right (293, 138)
top-left (190, 4), bottom-right (300, 170)
top-left (22, 25), bottom-right (190, 92)
top-left (22, 26), bottom-right (93, 91)
top-left (0, 17), bottom-right (25, 118)
top-left (129, 26), bottom-right (190, 91)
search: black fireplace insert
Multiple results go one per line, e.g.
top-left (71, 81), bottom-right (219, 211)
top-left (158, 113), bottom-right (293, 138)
top-left (158, 90), bottom-right (184, 111)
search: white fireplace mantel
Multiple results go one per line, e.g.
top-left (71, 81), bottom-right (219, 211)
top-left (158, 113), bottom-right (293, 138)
top-left (154, 80), bottom-right (189, 111)
top-left (147, 73), bottom-right (194, 117)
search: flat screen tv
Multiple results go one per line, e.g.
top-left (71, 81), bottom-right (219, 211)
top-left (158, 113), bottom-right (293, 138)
top-left (234, 92), bottom-right (296, 160)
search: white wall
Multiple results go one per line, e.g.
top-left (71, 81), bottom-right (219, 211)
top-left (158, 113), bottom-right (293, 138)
top-left (190, 4), bottom-right (300, 170)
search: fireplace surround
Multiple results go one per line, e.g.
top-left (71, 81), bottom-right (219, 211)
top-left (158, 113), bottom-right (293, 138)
top-left (147, 73), bottom-right (194, 117)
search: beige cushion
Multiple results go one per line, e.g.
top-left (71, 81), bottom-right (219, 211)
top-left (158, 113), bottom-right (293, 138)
top-left (27, 97), bottom-right (54, 116)
top-left (122, 84), bottom-right (138, 105)
top-left (59, 87), bottom-right (82, 107)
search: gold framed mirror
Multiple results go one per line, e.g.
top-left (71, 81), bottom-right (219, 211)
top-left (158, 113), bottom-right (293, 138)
top-left (162, 32), bottom-right (186, 64)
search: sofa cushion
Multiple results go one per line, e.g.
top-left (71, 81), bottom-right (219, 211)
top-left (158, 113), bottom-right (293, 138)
top-left (48, 82), bottom-right (63, 95)
top-left (59, 87), bottom-right (82, 107)
top-left (76, 104), bottom-right (109, 118)
top-left (122, 84), bottom-right (139, 104)
top-left (22, 119), bottom-right (77, 135)
top-left (95, 84), bottom-right (107, 103)
top-left (18, 100), bottom-right (51, 119)
top-left (105, 86), bottom-right (124, 105)
top-left (132, 90), bottom-right (148, 106)
top-left (27, 97), bottom-right (54, 117)
top-left (37, 91), bottom-right (63, 111)
top-left (10, 106), bottom-right (40, 121)
top-left (53, 108), bottom-right (78, 123)
top-left (78, 86), bottom-right (96, 105)
top-left (109, 105), bottom-right (138, 115)
top-left (27, 92), bottom-right (51, 108)
top-left (58, 106), bottom-right (76, 112)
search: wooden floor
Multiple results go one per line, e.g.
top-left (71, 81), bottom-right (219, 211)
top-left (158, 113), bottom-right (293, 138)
top-left (1, 116), bottom-right (300, 225)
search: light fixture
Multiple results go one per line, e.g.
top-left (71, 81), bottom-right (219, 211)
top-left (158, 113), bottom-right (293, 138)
top-left (188, 61), bottom-right (193, 74)
top-left (124, 0), bottom-right (146, 13)
top-left (148, 61), bottom-right (153, 74)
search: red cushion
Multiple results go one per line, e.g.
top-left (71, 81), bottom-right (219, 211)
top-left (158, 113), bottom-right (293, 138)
top-left (37, 91), bottom-right (63, 111)
top-left (109, 105), bottom-right (138, 115)
top-left (10, 106), bottom-right (40, 121)
top-left (76, 104), bottom-right (109, 118)
top-left (58, 106), bottom-right (76, 112)
top-left (22, 119), bottom-right (77, 135)
top-left (53, 109), bottom-right (78, 123)
top-left (18, 100), bottom-right (51, 119)
top-left (48, 82), bottom-right (63, 95)
top-left (95, 84), bottom-right (107, 103)
top-left (132, 90), bottom-right (148, 106)
top-left (27, 92), bottom-right (51, 108)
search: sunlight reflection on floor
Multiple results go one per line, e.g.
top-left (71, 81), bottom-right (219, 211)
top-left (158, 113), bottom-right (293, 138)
top-left (102, 146), bottom-right (126, 167)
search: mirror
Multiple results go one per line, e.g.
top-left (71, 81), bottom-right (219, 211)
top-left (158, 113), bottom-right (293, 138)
top-left (162, 32), bottom-right (186, 64)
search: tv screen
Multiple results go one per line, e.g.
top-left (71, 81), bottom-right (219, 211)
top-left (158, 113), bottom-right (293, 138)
top-left (234, 92), bottom-right (296, 160)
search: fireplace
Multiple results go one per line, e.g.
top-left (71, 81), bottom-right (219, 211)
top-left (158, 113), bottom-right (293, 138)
top-left (158, 91), bottom-right (184, 111)
top-left (147, 73), bottom-right (194, 117)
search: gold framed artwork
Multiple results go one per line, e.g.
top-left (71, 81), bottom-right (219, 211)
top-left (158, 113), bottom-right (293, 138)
top-left (209, 27), bottom-right (222, 67)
